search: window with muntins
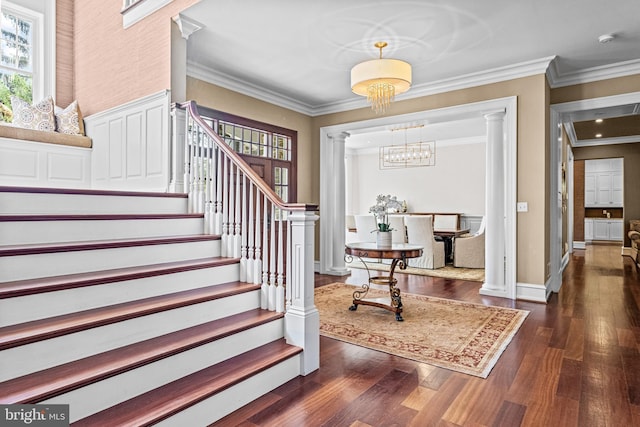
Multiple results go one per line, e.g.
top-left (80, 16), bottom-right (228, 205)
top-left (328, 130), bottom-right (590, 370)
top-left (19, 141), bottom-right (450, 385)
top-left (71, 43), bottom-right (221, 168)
top-left (198, 105), bottom-right (297, 203)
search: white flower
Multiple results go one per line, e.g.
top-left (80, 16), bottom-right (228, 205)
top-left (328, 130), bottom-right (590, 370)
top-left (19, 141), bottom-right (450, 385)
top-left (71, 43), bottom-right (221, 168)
top-left (369, 194), bottom-right (403, 231)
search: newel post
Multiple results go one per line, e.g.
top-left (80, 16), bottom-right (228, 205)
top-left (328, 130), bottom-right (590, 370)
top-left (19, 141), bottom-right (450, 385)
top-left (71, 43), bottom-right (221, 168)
top-left (284, 209), bottom-right (319, 375)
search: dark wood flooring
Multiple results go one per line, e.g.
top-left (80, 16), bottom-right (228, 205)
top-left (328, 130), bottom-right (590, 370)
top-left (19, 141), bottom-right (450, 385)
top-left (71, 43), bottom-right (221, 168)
top-left (213, 244), bottom-right (640, 426)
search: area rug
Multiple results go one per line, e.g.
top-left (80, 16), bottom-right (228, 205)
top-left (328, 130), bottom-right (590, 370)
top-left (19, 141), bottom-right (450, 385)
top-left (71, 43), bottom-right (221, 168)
top-left (347, 260), bottom-right (485, 282)
top-left (316, 283), bottom-right (528, 378)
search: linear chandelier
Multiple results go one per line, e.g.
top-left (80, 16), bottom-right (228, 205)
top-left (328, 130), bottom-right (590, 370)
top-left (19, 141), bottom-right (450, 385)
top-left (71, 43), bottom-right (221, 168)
top-left (351, 42), bottom-right (412, 114)
top-left (379, 125), bottom-right (435, 169)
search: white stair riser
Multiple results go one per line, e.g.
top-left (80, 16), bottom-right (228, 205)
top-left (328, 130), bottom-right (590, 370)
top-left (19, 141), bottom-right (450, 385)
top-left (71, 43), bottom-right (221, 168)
top-left (0, 217), bottom-right (204, 245)
top-left (0, 290), bottom-right (261, 381)
top-left (0, 263), bottom-right (239, 327)
top-left (156, 356), bottom-right (301, 426)
top-left (44, 321), bottom-right (286, 422)
top-left (0, 192), bottom-right (188, 215)
top-left (0, 240), bottom-right (220, 282)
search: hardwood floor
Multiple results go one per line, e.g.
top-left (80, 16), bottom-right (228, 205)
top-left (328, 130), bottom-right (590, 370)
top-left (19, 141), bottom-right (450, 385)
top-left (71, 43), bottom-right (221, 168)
top-left (213, 244), bottom-right (640, 426)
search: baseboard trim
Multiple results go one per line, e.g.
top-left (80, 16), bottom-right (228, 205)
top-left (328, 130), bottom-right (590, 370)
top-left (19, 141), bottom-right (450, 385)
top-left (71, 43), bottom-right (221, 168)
top-left (516, 282), bottom-right (549, 303)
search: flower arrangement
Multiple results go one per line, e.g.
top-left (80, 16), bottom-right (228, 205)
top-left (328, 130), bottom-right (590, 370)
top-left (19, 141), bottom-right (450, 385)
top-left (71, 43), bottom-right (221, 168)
top-left (369, 194), bottom-right (403, 232)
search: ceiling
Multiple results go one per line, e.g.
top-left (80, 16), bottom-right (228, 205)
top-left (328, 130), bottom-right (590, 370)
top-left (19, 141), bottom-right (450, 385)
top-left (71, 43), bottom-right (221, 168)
top-left (180, 0), bottom-right (640, 146)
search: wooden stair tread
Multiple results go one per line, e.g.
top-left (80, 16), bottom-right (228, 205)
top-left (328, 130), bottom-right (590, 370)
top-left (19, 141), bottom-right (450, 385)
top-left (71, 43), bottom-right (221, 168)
top-left (0, 281), bottom-right (260, 350)
top-left (0, 213), bottom-right (204, 221)
top-left (72, 339), bottom-right (302, 427)
top-left (0, 309), bottom-right (283, 403)
top-left (0, 234), bottom-right (220, 257)
top-left (0, 186), bottom-right (188, 198)
top-left (0, 257), bottom-right (238, 299)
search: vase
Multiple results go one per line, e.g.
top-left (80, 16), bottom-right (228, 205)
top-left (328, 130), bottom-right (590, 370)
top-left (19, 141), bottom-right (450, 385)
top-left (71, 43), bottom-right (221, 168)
top-left (376, 231), bottom-right (392, 248)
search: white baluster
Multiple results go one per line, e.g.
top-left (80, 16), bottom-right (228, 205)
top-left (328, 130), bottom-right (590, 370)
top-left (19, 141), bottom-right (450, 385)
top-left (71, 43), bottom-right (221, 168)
top-left (276, 209), bottom-right (285, 313)
top-left (268, 203), bottom-right (276, 311)
top-left (246, 182), bottom-right (255, 284)
top-left (226, 162), bottom-right (235, 257)
top-left (239, 174), bottom-right (248, 282)
top-left (220, 156), bottom-right (229, 257)
top-left (214, 148), bottom-right (223, 235)
top-left (262, 194), bottom-right (270, 310)
top-left (234, 166), bottom-right (242, 257)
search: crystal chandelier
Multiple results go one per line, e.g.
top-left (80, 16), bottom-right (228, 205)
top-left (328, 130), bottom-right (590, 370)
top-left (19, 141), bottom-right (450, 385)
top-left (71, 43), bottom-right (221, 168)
top-left (351, 42), bottom-right (412, 114)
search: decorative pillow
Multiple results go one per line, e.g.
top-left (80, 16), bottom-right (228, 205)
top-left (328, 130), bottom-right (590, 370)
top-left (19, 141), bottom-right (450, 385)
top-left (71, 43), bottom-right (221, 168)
top-left (55, 100), bottom-right (84, 135)
top-left (10, 96), bottom-right (56, 132)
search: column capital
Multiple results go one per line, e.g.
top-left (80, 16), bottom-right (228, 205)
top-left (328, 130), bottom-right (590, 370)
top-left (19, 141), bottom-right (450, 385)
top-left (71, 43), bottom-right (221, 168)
top-left (327, 131), bottom-right (350, 143)
top-left (484, 110), bottom-right (506, 121)
top-left (172, 13), bottom-right (204, 40)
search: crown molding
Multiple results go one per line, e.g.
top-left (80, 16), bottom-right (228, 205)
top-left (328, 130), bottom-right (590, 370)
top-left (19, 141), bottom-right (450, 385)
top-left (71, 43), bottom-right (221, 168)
top-left (187, 61), bottom-right (318, 115)
top-left (188, 55), bottom-right (640, 117)
top-left (547, 58), bottom-right (640, 88)
top-left (188, 57), bottom-right (555, 117)
top-left (571, 135), bottom-right (640, 147)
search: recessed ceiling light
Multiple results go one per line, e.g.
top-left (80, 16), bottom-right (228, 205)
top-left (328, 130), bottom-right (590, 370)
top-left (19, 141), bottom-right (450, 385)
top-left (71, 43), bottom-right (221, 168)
top-left (598, 34), bottom-right (615, 44)
top-left (595, 133), bottom-right (602, 138)
top-left (595, 118), bottom-right (603, 123)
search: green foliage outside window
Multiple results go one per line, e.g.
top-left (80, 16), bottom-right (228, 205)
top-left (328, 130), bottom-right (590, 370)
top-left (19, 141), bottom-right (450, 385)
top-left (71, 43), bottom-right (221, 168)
top-left (0, 73), bottom-right (32, 122)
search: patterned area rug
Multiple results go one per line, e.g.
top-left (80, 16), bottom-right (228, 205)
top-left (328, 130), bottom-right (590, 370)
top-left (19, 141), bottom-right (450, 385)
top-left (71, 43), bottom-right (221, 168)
top-left (347, 260), bottom-right (485, 282)
top-left (316, 283), bottom-right (528, 378)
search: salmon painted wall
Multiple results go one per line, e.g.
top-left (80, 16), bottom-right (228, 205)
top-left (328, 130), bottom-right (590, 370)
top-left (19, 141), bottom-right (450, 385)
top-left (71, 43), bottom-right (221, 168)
top-left (55, 0), bottom-right (74, 107)
top-left (74, 0), bottom-right (199, 116)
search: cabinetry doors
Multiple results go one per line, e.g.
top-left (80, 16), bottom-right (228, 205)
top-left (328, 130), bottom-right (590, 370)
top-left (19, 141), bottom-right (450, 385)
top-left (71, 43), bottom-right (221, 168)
top-left (594, 220), bottom-right (610, 240)
top-left (584, 158), bottom-right (623, 207)
top-left (584, 219), bottom-right (593, 241)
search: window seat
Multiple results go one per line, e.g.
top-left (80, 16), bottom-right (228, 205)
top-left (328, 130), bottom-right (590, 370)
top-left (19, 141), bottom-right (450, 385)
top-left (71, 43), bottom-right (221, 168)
top-left (0, 124), bottom-right (92, 148)
top-left (0, 124), bottom-right (92, 189)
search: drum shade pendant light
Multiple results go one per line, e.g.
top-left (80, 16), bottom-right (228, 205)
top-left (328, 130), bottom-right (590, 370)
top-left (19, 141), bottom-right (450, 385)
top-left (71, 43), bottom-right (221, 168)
top-left (351, 42), bottom-right (412, 114)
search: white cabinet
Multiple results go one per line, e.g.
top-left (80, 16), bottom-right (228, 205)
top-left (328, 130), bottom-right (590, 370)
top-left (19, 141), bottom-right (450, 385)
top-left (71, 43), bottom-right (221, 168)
top-left (585, 158), bottom-right (623, 207)
top-left (584, 218), bottom-right (593, 241)
top-left (589, 219), bottom-right (623, 241)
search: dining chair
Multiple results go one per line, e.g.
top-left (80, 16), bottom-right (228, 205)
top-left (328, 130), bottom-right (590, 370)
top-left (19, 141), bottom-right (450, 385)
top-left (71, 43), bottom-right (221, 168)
top-left (405, 215), bottom-right (445, 269)
top-left (453, 216), bottom-right (485, 268)
top-left (433, 214), bottom-right (459, 231)
top-left (353, 215), bottom-right (377, 243)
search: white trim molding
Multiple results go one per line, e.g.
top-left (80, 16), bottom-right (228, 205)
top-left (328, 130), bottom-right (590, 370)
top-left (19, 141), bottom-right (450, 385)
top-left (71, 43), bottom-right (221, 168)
top-left (516, 282), bottom-right (551, 303)
top-left (122, 0), bottom-right (174, 29)
top-left (320, 96), bottom-right (518, 300)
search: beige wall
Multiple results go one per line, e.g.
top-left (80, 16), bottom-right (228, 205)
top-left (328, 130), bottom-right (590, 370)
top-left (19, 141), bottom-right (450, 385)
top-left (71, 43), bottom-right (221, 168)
top-left (313, 75), bottom-right (550, 285)
top-left (74, 0), bottom-right (199, 116)
top-left (186, 78), bottom-right (315, 203)
top-left (551, 74), bottom-right (640, 248)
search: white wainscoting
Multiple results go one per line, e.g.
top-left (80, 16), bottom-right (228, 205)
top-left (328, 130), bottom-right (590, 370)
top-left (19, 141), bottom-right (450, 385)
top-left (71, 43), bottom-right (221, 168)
top-left (460, 214), bottom-right (484, 234)
top-left (0, 138), bottom-right (91, 188)
top-left (85, 90), bottom-right (171, 192)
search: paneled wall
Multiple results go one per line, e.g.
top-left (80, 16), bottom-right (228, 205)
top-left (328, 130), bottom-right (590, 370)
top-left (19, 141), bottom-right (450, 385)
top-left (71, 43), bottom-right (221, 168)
top-left (85, 91), bottom-right (171, 191)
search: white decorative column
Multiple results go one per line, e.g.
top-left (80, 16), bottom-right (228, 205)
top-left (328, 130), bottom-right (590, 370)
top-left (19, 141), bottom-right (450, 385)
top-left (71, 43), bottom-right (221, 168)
top-left (328, 132), bottom-right (350, 275)
top-left (285, 210), bottom-right (320, 375)
top-left (481, 111), bottom-right (507, 297)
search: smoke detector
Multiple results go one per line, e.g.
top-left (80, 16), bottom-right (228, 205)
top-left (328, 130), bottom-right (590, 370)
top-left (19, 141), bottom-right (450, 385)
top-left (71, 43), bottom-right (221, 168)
top-left (598, 34), bottom-right (615, 44)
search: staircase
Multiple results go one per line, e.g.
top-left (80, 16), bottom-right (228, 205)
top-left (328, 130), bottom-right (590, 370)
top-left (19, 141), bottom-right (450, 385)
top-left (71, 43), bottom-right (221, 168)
top-left (0, 186), bottom-right (303, 425)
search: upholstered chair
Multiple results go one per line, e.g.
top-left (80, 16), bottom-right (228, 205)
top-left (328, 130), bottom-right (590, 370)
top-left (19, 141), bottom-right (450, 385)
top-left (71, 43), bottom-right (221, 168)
top-left (433, 214), bottom-right (460, 231)
top-left (388, 215), bottom-right (407, 243)
top-left (405, 215), bottom-right (445, 269)
top-left (629, 220), bottom-right (640, 266)
top-left (454, 218), bottom-right (485, 269)
top-left (353, 215), bottom-right (377, 243)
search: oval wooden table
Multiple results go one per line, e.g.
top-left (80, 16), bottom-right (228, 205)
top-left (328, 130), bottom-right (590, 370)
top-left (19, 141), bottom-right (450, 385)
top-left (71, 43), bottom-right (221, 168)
top-left (345, 242), bottom-right (423, 321)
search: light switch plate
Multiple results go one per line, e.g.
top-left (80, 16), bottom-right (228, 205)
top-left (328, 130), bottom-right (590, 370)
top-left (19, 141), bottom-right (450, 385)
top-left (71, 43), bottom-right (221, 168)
top-left (517, 202), bottom-right (528, 212)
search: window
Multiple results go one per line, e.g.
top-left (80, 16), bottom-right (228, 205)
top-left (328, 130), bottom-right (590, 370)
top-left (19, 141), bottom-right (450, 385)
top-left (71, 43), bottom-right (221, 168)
top-left (197, 105), bottom-right (298, 203)
top-left (0, 1), bottom-right (53, 123)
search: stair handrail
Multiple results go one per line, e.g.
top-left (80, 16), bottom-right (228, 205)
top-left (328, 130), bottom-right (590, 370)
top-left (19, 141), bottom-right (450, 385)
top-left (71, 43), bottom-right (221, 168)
top-left (177, 100), bottom-right (317, 213)
top-left (174, 100), bottom-right (320, 374)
